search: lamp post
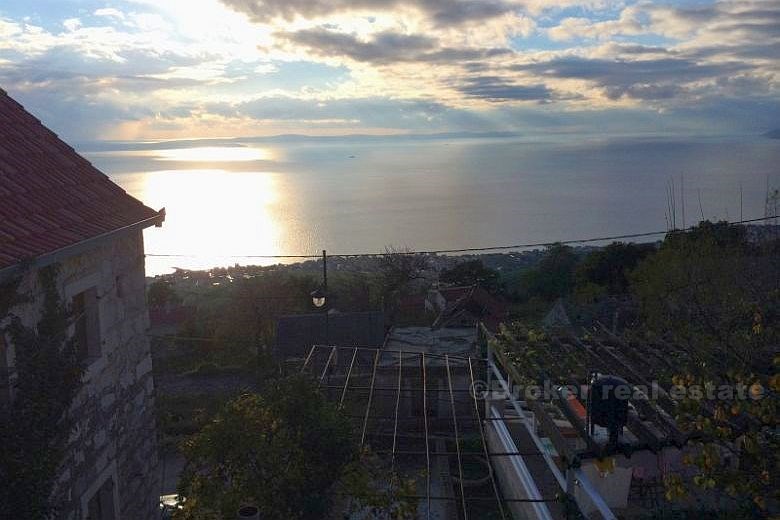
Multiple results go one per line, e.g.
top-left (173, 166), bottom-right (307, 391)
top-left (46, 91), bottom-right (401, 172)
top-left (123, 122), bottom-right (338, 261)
top-left (310, 250), bottom-right (328, 344)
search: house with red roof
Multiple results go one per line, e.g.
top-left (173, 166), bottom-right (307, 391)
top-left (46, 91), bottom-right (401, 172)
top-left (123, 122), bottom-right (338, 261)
top-left (0, 89), bottom-right (164, 519)
top-left (426, 284), bottom-right (508, 331)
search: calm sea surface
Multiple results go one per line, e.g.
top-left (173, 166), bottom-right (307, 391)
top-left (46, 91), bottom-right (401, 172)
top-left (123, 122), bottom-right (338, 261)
top-left (83, 135), bottom-right (780, 275)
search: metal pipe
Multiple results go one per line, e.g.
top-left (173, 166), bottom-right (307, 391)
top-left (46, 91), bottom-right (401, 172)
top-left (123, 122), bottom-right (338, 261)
top-left (318, 346), bottom-right (337, 385)
top-left (390, 351), bottom-right (403, 474)
top-left (421, 352), bottom-right (431, 520)
top-left (323, 250), bottom-right (328, 344)
top-left (445, 355), bottom-right (468, 518)
top-left (467, 358), bottom-right (508, 520)
top-left (359, 349), bottom-right (381, 448)
top-left (338, 348), bottom-right (359, 408)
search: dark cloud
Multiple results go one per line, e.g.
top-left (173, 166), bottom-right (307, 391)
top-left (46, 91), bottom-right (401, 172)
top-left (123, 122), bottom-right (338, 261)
top-left (275, 29), bottom-right (435, 64)
top-left (605, 84), bottom-right (684, 101)
top-left (518, 57), bottom-right (745, 84)
top-left (274, 27), bottom-right (511, 64)
top-left (221, 0), bottom-right (518, 26)
top-left (653, 4), bottom-right (719, 25)
top-left (687, 40), bottom-right (780, 62)
top-left (609, 44), bottom-right (671, 55)
top-left (429, 0), bottom-right (513, 25)
top-left (456, 76), bottom-right (552, 102)
top-left (687, 1), bottom-right (780, 35)
top-left (515, 57), bottom-right (748, 101)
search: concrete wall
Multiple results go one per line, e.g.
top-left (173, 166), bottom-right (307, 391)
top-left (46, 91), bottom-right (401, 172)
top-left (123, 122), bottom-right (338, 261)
top-left (2, 230), bottom-right (160, 519)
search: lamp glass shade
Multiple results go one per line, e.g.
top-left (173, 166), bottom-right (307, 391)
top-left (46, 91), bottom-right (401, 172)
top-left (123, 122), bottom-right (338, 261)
top-left (311, 288), bottom-right (327, 308)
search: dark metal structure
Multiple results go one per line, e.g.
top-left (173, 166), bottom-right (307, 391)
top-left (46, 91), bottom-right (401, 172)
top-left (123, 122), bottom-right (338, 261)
top-left (300, 345), bottom-right (562, 520)
top-left (298, 322), bottom-right (710, 519)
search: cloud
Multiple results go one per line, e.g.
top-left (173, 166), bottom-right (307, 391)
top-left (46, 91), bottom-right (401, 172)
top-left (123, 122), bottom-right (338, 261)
top-left (547, 8), bottom-right (643, 42)
top-left (546, 0), bottom-right (780, 45)
top-left (455, 76), bottom-right (553, 102)
top-left (274, 27), bottom-right (511, 64)
top-left (220, 0), bottom-right (521, 26)
top-left (274, 28), bottom-right (435, 64)
top-left (2, 0), bottom-right (779, 141)
top-left (94, 8), bottom-right (126, 19)
top-left (63, 18), bottom-right (82, 32)
top-left (515, 56), bottom-right (750, 101)
top-left (519, 57), bottom-right (746, 85)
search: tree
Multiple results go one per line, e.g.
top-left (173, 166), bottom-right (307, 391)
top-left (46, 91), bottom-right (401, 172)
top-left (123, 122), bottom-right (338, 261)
top-left (175, 375), bottom-right (356, 519)
top-left (519, 244), bottom-right (579, 301)
top-left (630, 222), bottom-right (778, 514)
top-left (173, 273), bottom-right (316, 372)
top-left (148, 279), bottom-right (182, 308)
top-left (379, 246), bottom-right (430, 298)
top-left (576, 242), bottom-right (655, 295)
top-left (440, 260), bottom-right (502, 293)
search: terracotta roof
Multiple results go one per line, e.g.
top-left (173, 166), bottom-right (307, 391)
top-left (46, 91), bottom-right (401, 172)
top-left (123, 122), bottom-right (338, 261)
top-left (437, 286), bottom-right (474, 302)
top-left (0, 89), bottom-right (162, 270)
top-left (433, 285), bottom-right (507, 331)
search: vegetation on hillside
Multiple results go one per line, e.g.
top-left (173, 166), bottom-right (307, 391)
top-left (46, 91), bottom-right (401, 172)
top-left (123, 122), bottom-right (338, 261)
top-left (439, 259), bottom-right (502, 293)
top-left (153, 222), bottom-right (778, 517)
top-left (493, 222), bottom-right (778, 517)
top-left (174, 375), bottom-right (418, 519)
top-left (175, 375), bottom-right (354, 519)
top-left (630, 223), bottom-right (778, 514)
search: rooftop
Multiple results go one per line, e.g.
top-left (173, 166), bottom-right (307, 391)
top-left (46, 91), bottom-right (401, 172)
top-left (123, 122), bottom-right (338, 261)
top-left (275, 311), bottom-right (386, 358)
top-left (384, 326), bottom-right (478, 357)
top-left (0, 89), bottom-right (162, 271)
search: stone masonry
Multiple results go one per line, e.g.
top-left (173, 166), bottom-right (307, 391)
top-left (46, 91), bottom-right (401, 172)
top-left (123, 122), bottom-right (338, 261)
top-left (4, 229), bottom-right (159, 519)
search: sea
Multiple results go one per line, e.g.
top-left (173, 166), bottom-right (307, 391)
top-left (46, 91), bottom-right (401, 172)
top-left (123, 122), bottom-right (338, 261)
top-left (81, 134), bottom-right (780, 276)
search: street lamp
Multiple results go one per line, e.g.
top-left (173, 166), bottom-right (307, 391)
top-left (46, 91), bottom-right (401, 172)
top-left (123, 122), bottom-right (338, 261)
top-left (311, 288), bottom-right (326, 308)
top-left (312, 250), bottom-right (329, 344)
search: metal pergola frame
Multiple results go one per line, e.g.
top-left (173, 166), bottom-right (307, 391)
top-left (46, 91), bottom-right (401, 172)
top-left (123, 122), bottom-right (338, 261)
top-left (479, 323), bottom-right (723, 520)
top-left (486, 326), bottom-right (692, 461)
top-left (298, 317), bottom-right (714, 520)
top-left (300, 344), bottom-right (563, 520)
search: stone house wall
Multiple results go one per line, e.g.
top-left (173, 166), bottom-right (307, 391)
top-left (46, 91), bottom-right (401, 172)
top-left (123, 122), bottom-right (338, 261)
top-left (1, 229), bottom-right (159, 519)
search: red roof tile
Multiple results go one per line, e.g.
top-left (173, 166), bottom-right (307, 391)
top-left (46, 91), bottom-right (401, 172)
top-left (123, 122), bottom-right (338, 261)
top-left (0, 89), bottom-right (162, 270)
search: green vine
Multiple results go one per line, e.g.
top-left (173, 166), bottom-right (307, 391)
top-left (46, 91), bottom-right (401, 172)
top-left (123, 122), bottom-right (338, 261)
top-left (0, 264), bottom-right (84, 518)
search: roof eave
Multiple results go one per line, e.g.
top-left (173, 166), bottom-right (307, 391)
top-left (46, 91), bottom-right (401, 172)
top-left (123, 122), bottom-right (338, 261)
top-left (0, 209), bottom-right (165, 283)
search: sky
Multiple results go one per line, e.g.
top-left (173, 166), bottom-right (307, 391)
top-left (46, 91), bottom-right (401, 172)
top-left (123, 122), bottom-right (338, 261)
top-left (1, 0), bottom-right (779, 141)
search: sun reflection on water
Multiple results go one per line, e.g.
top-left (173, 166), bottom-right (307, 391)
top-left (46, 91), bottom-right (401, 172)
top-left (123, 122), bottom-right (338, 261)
top-left (138, 169), bottom-right (283, 274)
top-left (152, 146), bottom-right (274, 162)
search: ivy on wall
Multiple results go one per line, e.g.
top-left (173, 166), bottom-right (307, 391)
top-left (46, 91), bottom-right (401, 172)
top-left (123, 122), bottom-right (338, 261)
top-left (0, 264), bottom-right (84, 518)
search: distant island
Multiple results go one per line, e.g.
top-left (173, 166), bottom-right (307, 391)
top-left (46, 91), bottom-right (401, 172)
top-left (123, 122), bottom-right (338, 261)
top-left (77, 131), bottom-right (523, 152)
top-left (765, 128), bottom-right (780, 139)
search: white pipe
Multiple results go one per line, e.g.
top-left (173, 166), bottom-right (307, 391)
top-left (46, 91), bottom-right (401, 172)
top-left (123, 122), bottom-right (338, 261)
top-left (489, 361), bottom-right (617, 520)
top-left (488, 406), bottom-right (554, 520)
top-left (489, 362), bottom-right (566, 488)
top-left (571, 467), bottom-right (618, 520)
